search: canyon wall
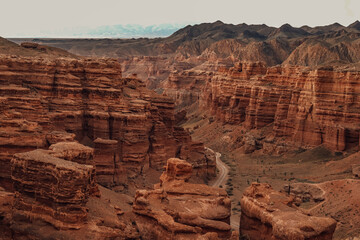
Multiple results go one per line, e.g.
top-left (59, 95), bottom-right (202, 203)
top-left (0, 55), bottom-right (215, 190)
top-left (204, 62), bottom-right (360, 152)
top-left (162, 61), bottom-right (360, 153)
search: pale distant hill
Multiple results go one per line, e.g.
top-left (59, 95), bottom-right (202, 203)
top-left (80, 24), bottom-right (187, 38)
top-left (9, 24), bottom-right (187, 38)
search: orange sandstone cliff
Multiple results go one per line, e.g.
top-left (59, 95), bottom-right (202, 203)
top-left (162, 61), bottom-right (360, 154)
top-left (0, 54), bottom-right (215, 191)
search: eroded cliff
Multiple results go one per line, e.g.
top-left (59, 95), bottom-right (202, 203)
top-left (0, 54), bottom-right (214, 190)
top-left (200, 62), bottom-right (360, 152)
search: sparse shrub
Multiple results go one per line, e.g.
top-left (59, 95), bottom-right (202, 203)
top-left (335, 151), bottom-right (343, 156)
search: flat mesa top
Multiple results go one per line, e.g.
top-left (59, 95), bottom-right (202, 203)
top-left (93, 138), bottom-right (118, 144)
top-left (49, 141), bottom-right (94, 152)
top-left (13, 149), bottom-right (94, 171)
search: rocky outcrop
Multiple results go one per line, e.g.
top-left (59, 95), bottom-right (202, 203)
top-left (11, 149), bottom-right (96, 229)
top-left (240, 183), bottom-right (337, 240)
top-left (133, 158), bottom-right (234, 239)
top-left (283, 183), bottom-right (325, 202)
top-left (2, 142), bottom-right (139, 239)
top-left (49, 141), bottom-right (94, 165)
top-left (46, 130), bottom-right (76, 144)
top-left (282, 182), bottom-right (325, 203)
top-left (0, 55), bottom-right (212, 190)
top-left (21, 42), bottom-right (46, 51)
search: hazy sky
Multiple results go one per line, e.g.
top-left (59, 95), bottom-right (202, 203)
top-left (1, 0), bottom-right (360, 37)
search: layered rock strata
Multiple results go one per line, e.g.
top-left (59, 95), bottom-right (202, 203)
top-left (132, 158), bottom-right (234, 239)
top-left (2, 142), bottom-right (138, 239)
top-left (240, 183), bottom-right (337, 240)
top-left (93, 137), bottom-right (127, 186)
top-left (45, 130), bottom-right (77, 145)
top-left (11, 149), bottom-right (96, 229)
top-left (189, 62), bottom-right (360, 152)
top-left (0, 55), bottom-right (213, 189)
top-left (49, 141), bottom-right (94, 165)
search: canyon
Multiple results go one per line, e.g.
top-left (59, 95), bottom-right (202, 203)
top-left (1, 20), bottom-right (360, 239)
top-left (0, 40), bottom-right (215, 192)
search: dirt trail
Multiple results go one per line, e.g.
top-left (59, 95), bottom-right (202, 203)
top-left (206, 148), bottom-right (239, 229)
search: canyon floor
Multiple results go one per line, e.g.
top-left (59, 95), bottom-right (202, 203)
top-left (186, 112), bottom-right (360, 239)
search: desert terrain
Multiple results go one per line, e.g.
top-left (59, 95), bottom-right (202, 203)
top-left (1, 20), bottom-right (360, 239)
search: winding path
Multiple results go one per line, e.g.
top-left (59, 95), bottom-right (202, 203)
top-left (211, 151), bottom-right (229, 188)
top-left (206, 148), bottom-right (239, 229)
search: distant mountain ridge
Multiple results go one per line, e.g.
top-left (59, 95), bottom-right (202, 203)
top-left (10, 24), bottom-right (187, 38)
top-left (7, 20), bottom-right (360, 69)
top-left (76, 23), bottom-right (187, 38)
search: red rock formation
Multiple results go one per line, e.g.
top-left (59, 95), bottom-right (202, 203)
top-left (282, 182), bottom-right (325, 202)
top-left (11, 149), bottom-right (96, 229)
top-left (198, 62), bottom-right (360, 152)
top-left (133, 158), bottom-right (235, 239)
top-left (0, 55), bottom-right (212, 189)
top-left (144, 59), bottom-right (360, 154)
top-left (46, 130), bottom-right (76, 144)
top-left (164, 69), bottom-right (213, 107)
top-left (49, 141), bottom-right (94, 165)
top-left (240, 183), bottom-right (337, 240)
top-left (93, 138), bottom-right (127, 186)
top-left (4, 155), bottom-right (232, 239)
top-left (4, 143), bottom-right (139, 239)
